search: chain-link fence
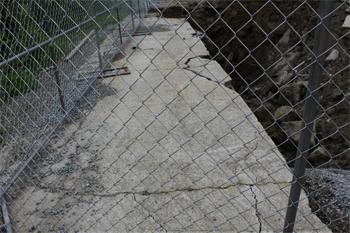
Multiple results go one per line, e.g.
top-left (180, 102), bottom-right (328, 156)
top-left (0, 0), bottom-right (349, 232)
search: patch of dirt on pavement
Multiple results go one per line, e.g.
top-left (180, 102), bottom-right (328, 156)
top-left (160, 1), bottom-right (350, 231)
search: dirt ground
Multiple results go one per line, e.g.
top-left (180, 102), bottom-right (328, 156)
top-left (160, 1), bottom-right (349, 232)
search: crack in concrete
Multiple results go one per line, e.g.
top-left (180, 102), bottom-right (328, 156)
top-left (184, 67), bottom-right (220, 84)
top-left (183, 55), bottom-right (224, 85)
top-left (54, 181), bottom-right (291, 197)
top-left (133, 193), bottom-right (168, 232)
top-left (250, 184), bottom-right (262, 233)
top-left (80, 184), bottom-right (238, 197)
top-left (184, 55), bottom-right (211, 67)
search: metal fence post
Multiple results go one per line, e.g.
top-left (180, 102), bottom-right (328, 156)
top-left (116, 7), bottom-right (123, 44)
top-left (130, 0), bottom-right (135, 30)
top-left (1, 189), bottom-right (12, 233)
top-left (283, 0), bottom-right (335, 232)
top-left (137, 0), bottom-right (141, 18)
top-left (41, 0), bottom-right (66, 112)
top-left (92, 0), bottom-right (103, 72)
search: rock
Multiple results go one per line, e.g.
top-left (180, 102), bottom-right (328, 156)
top-left (277, 81), bottom-right (307, 105)
top-left (276, 29), bottom-right (291, 46)
top-left (326, 49), bottom-right (339, 61)
top-left (281, 121), bottom-right (316, 146)
top-left (331, 88), bottom-right (343, 101)
top-left (308, 146), bottom-right (331, 166)
top-left (277, 71), bottom-right (293, 86)
top-left (274, 106), bottom-right (299, 121)
top-left (302, 29), bottom-right (309, 44)
top-left (342, 15), bottom-right (350, 28)
top-left (254, 102), bottom-right (274, 125)
top-left (224, 52), bottom-right (234, 71)
top-left (272, 52), bottom-right (300, 76)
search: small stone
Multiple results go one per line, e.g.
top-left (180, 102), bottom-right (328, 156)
top-left (331, 89), bottom-right (343, 100)
top-left (277, 71), bottom-right (293, 86)
top-left (272, 52), bottom-right (300, 76)
top-left (277, 29), bottom-right (291, 46)
top-left (342, 15), bottom-right (350, 28)
top-left (326, 49), bottom-right (339, 61)
top-left (302, 29), bottom-right (309, 44)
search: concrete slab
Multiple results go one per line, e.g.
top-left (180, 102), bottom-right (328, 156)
top-left (9, 16), bottom-right (330, 232)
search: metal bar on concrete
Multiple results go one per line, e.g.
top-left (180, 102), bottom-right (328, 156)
top-left (283, 0), bottom-right (335, 232)
top-left (42, 0), bottom-right (66, 112)
top-left (103, 67), bottom-right (127, 72)
top-left (101, 71), bottom-right (131, 78)
top-left (121, 31), bottom-right (151, 37)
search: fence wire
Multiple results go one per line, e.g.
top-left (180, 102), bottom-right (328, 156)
top-left (0, 0), bottom-right (349, 232)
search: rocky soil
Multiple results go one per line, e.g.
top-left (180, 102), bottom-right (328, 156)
top-left (161, 1), bottom-right (349, 232)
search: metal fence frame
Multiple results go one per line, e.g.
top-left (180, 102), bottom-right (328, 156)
top-left (0, 0), bottom-right (349, 232)
top-left (0, 1), bottom-right (150, 231)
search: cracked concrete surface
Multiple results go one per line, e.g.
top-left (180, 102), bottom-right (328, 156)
top-left (9, 17), bottom-right (330, 232)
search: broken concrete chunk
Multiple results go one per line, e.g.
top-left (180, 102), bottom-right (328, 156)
top-left (326, 49), bottom-right (339, 61)
top-left (342, 15), bottom-right (350, 28)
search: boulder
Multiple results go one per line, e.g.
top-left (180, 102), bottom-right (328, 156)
top-left (281, 121), bottom-right (316, 146)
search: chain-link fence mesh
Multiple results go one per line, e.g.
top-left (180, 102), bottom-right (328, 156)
top-left (0, 0), bottom-right (349, 232)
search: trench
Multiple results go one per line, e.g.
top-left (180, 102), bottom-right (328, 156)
top-left (160, 2), bottom-right (350, 170)
top-left (159, 2), bottom-right (350, 232)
